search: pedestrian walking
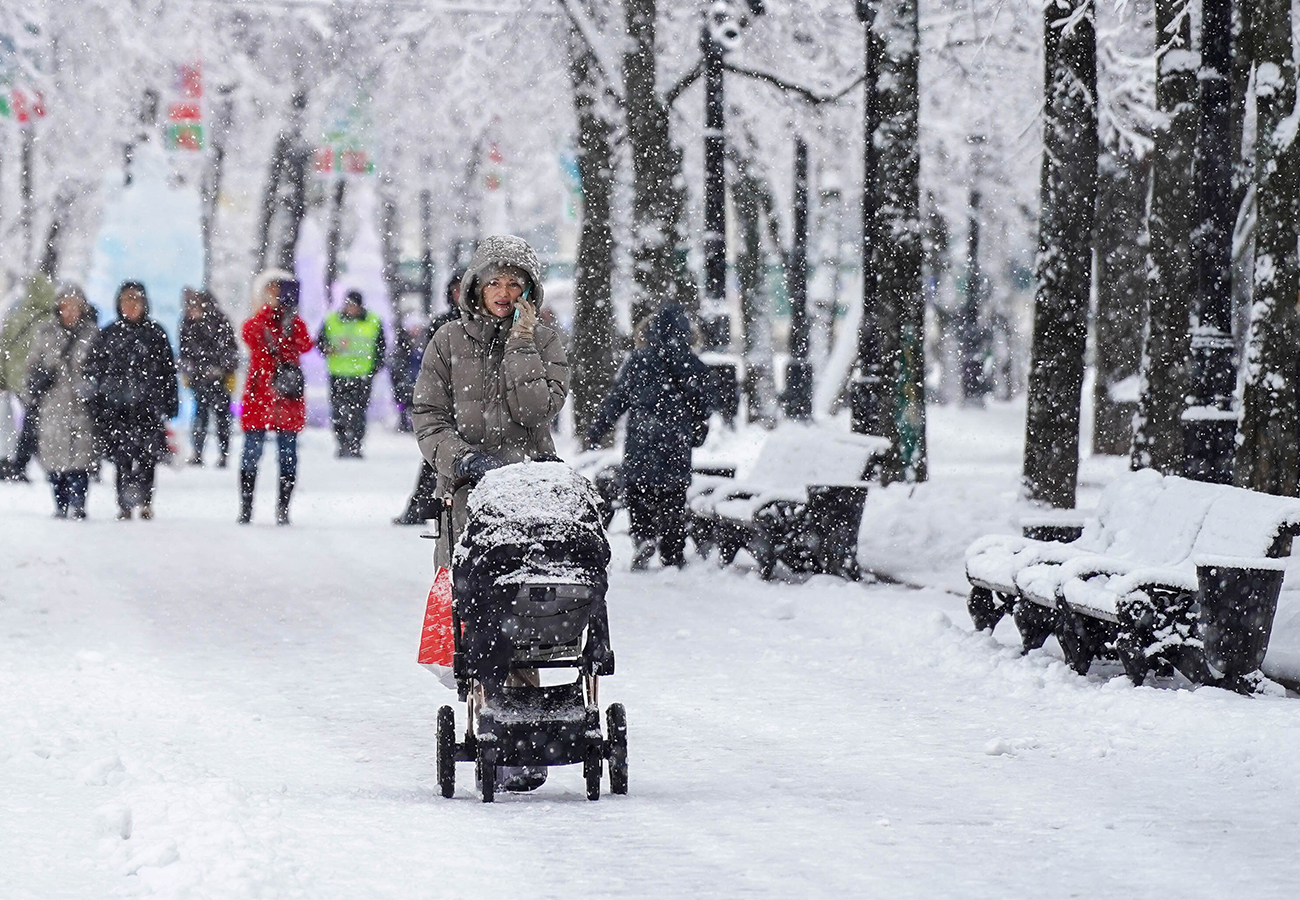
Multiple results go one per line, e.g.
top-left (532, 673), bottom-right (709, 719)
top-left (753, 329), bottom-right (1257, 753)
top-left (22, 286), bottom-right (99, 518)
top-left (318, 290), bottom-right (385, 458)
top-left (391, 312), bottom-right (427, 433)
top-left (85, 281), bottom-right (180, 520)
top-left (585, 303), bottom-right (711, 570)
top-left (238, 273), bottom-right (313, 525)
top-left (178, 287), bottom-right (238, 467)
top-left (0, 274), bottom-right (59, 482)
top-left (394, 268), bottom-right (463, 526)
top-left (411, 235), bottom-right (569, 560)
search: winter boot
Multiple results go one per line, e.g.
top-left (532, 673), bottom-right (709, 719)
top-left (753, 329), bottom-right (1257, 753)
top-left (276, 473), bottom-right (296, 526)
top-left (216, 449), bottom-right (229, 469)
top-left (237, 469), bottom-right (256, 524)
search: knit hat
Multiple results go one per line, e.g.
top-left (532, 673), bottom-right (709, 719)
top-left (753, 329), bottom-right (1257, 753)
top-left (460, 235), bottom-right (545, 317)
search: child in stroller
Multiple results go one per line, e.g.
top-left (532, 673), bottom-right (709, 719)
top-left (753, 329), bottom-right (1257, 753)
top-left (434, 461), bottom-right (627, 802)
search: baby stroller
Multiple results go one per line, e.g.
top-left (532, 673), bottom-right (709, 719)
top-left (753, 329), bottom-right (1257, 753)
top-left (431, 461), bottom-right (627, 802)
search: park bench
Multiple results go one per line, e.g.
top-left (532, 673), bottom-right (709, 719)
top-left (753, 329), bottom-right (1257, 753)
top-left (687, 424), bottom-right (890, 580)
top-left (965, 469), bottom-right (1300, 690)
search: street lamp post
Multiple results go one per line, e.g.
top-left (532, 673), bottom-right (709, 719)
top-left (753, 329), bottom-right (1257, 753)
top-left (1183, 0), bottom-right (1237, 483)
top-left (850, 0), bottom-right (884, 436)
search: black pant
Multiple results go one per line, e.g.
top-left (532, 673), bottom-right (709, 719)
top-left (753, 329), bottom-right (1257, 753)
top-left (329, 375), bottom-right (373, 456)
top-left (399, 460), bottom-right (440, 521)
top-left (114, 456), bottom-right (156, 510)
top-left (626, 483), bottom-right (688, 563)
top-left (50, 471), bottom-right (89, 514)
top-left (191, 381), bottom-right (232, 460)
top-left (10, 399), bottom-right (40, 470)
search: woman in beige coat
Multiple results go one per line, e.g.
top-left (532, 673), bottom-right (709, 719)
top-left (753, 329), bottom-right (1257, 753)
top-left (23, 286), bottom-right (99, 518)
top-left (412, 235), bottom-right (569, 563)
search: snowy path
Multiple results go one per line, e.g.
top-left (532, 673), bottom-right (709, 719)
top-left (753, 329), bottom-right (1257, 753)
top-left (4, 427), bottom-right (1300, 898)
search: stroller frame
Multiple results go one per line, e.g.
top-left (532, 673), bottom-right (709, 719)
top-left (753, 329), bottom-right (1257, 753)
top-left (428, 494), bottom-right (628, 803)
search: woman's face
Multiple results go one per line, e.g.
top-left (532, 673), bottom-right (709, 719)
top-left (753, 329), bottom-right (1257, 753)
top-left (481, 272), bottom-right (526, 319)
top-left (120, 290), bottom-right (146, 322)
top-left (58, 297), bottom-right (81, 328)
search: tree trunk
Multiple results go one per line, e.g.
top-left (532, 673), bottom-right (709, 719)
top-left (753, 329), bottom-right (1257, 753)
top-left (1022, 1), bottom-right (1097, 508)
top-left (1091, 145), bottom-right (1148, 456)
top-left (257, 92), bottom-right (310, 274)
top-left (733, 168), bottom-right (777, 426)
top-left (622, 0), bottom-right (693, 324)
top-left (1132, 0), bottom-right (1196, 473)
top-left (1233, 0), bottom-right (1298, 496)
top-left (325, 178), bottom-right (347, 295)
top-left (875, 0), bottom-right (925, 482)
top-left (566, 25), bottom-right (617, 442)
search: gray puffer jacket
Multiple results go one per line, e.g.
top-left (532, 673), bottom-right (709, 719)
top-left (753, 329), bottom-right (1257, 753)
top-left (411, 235), bottom-right (570, 503)
top-left (23, 316), bottom-right (100, 472)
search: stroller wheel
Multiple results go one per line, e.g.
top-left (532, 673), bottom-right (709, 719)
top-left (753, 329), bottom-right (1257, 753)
top-left (478, 741), bottom-right (497, 803)
top-left (436, 706), bottom-right (456, 799)
top-left (606, 703), bottom-right (628, 795)
top-left (584, 708), bottom-right (602, 801)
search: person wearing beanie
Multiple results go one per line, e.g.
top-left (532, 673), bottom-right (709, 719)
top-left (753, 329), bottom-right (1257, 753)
top-left (178, 287), bottom-right (238, 467)
top-left (237, 275), bottom-right (313, 525)
top-left (84, 281), bottom-right (180, 520)
top-left (318, 289), bottom-right (386, 459)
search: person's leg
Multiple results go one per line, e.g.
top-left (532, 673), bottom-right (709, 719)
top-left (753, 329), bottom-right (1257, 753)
top-left (8, 401), bottom-right (40, 478)
top-left (659, 486), bottom-right (689, 567)
top-left (238, 429), bottom-right (267, 523)
top-left (624, 482), bottom-right (656, 570)
top-left (190, 390), bottom-right (210, 464)
top-left (137, 457), bottom-right (157, 517)
top-left (328, 376), bottom-right (346, 454)
top-left (51, 473), bottom-right (68, 517)
top-left (394, 459), bottom-right (439, 525)
top-left (275, 430), bottom-right (298, 525)
top-left (214, 389), bottom-right (232, 466)
top-left (353, 376), bottom-right (374, 454)
top-left (114, 456), bottom-right (132, 518)
top-left (68, 471), bottom-right (89, 518)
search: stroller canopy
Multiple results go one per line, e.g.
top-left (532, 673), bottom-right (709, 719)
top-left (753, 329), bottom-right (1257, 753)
top-left (454, 462), bottom-right (610, 584)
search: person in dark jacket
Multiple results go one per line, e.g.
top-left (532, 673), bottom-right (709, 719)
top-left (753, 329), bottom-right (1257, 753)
top-left (318, 289), bottom-right (386, 458)
top-left (394, 268), bottom-right (465, 525)
top-left (586, 303), bottom-right (711, 569)
top-left (85, 281), bottom-right (180, 520)
top-left (178, 288), bottom-right (238, 467)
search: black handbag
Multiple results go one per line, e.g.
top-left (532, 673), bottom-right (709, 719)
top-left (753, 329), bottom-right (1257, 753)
top-left (264, 325), bottom-right (304, 399)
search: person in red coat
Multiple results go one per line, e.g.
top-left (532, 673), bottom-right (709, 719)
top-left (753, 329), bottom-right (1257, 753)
top-left (238, 275), bottom-right (313, 525)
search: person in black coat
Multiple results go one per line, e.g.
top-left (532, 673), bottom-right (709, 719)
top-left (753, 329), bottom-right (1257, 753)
top-left (178, 288), bottom-right (238, 467)
top-left (86, 281), bottom-right (179, 520)
top-left (585, 303), bottom-right (711, 569)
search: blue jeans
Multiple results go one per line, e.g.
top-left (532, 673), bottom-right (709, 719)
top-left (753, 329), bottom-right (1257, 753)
top-left (240, 430), bottom-right (297, 478)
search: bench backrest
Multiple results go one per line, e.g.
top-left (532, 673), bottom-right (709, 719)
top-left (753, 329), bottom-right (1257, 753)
top-left (744, 425), bottom-right (891, 489)
top-left (1190, 484), bottom-right (1300, 559)
top-left (1078, 470), bottom-right (1221, 565)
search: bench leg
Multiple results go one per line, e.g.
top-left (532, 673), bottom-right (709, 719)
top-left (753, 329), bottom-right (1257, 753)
top-left (1012, 599), bottom-right (1055, 653)
top-left (967, 587), bottom-right (1007, 632)
top-left (1054, 600), bottom-right (1096, 675)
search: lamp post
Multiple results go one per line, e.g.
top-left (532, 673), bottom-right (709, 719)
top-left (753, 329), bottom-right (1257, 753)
top-left (850, 0), bottom-right (883, 436)
top-left (1183, 0), bottom-right (1236, 483)
top-left (700, 1), bottom-right (764, 335)
top-left (783, 136), bottom-right (813, 418)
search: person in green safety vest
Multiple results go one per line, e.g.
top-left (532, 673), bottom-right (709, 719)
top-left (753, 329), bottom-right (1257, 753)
top-left (318, 290), bottom-right (387, 458)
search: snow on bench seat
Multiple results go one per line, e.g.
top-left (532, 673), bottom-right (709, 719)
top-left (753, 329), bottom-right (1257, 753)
top-left (689, 424), bottom-right (888, 518)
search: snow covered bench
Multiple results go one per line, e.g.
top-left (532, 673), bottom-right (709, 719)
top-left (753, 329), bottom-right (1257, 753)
top-left (688, 424), bottom-right (890, 580)
top-left (965, 470), bottom-right (1300, 689)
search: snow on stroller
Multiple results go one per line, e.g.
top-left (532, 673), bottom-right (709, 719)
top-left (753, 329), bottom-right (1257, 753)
top-left (428, 461), bottom-right (627, 802)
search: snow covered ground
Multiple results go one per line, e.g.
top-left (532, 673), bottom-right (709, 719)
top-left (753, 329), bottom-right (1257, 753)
top-left (4, 407), bottom-right (1300, 898)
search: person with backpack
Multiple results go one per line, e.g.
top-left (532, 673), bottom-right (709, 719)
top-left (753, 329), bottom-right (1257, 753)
top-left (585, 303), bottom-right (712, 570)
top-left (318, 289), bottom-right (385, 458)
top-left (22, 286), bottom-right (99, 518)
top-left (178, 288), bottom-right (238, 467)
top-left (85, 281), bottom-right (180, 520)
top-left (238, 274), bottom-right (313, 525)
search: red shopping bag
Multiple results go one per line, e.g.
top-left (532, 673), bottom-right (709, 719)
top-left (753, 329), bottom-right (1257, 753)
top-left (418, 567), bottom-right (457, 689)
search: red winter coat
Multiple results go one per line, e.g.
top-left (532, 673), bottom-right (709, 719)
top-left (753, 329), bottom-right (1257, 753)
top-left (240, 304), bottom-right (314, 432)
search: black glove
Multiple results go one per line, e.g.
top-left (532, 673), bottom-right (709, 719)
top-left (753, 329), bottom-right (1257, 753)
top-left (454, 451), bottom-right (504, 486)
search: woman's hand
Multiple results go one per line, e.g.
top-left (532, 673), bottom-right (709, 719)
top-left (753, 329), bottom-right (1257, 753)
top-left (511, 297), bottom-right (537, 340)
